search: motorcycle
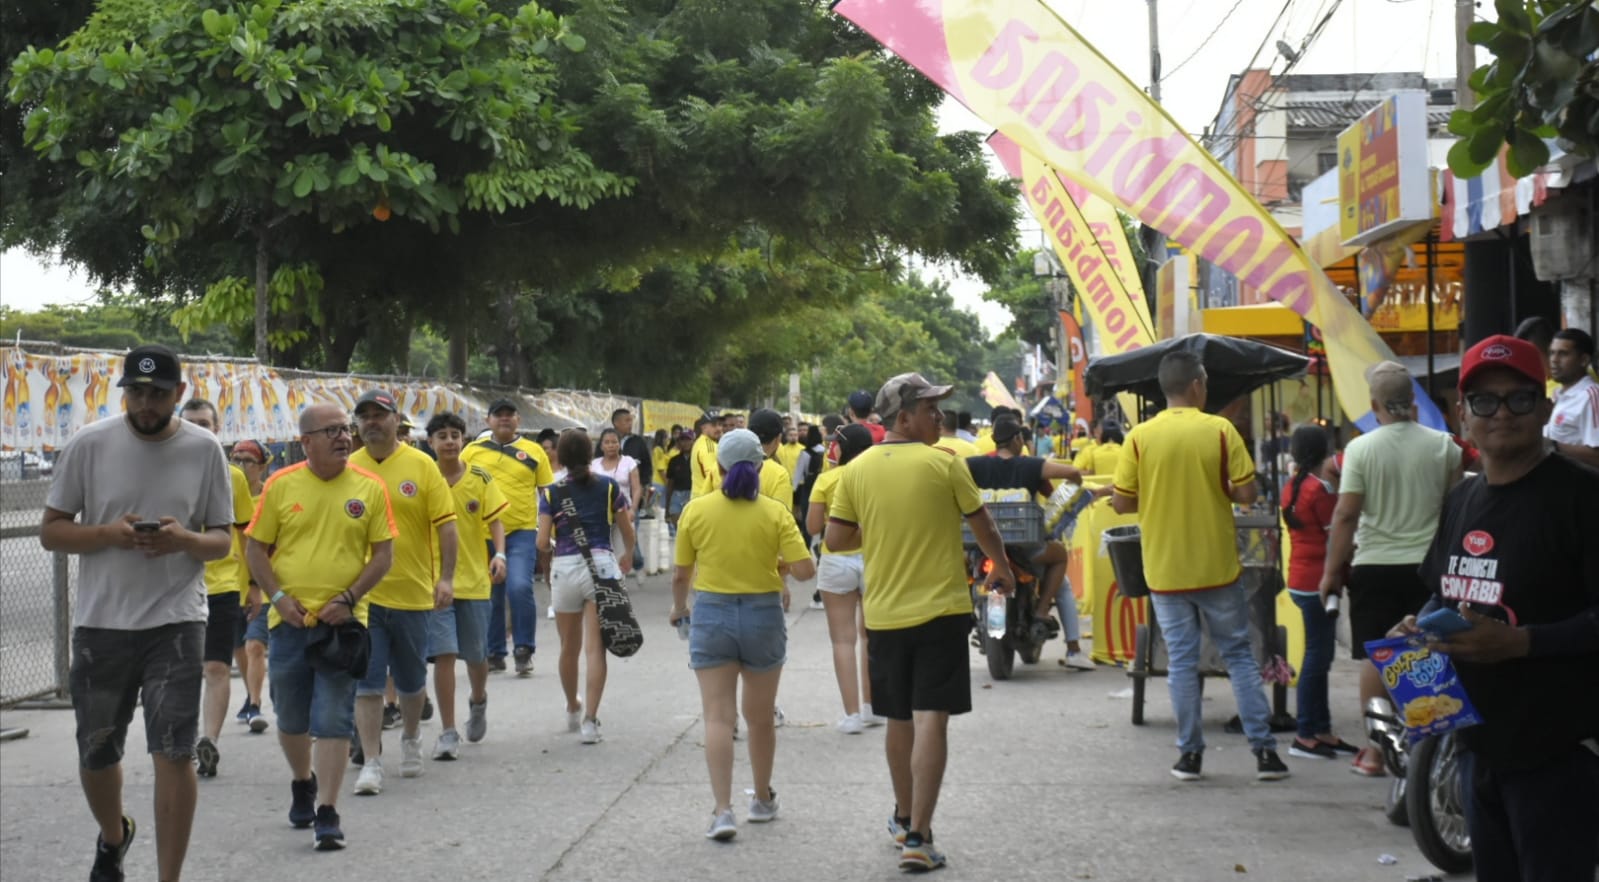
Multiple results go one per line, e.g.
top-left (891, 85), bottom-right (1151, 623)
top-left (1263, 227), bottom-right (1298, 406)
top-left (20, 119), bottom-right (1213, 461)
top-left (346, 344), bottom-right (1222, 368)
top-left (967, 545), bottom-right (1057, 681)
top-left (1364, 698), bottom-right (1473, 875)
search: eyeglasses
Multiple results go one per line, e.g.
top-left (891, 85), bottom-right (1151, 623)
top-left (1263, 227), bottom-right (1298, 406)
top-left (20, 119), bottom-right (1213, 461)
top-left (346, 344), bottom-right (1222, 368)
top-left (1464, 389), bottom-right (1542, 418)
top-left (306, 423), bottom-right (353, 439)
top-left (230, 456), bottom-right (263, 466)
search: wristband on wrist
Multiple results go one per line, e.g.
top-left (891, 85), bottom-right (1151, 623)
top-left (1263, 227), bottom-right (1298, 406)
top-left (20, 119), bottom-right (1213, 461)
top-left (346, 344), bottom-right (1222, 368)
top-left (493, 552), bottom-right (507, 560)
top-left (270, 590), bottom-right (286, 604)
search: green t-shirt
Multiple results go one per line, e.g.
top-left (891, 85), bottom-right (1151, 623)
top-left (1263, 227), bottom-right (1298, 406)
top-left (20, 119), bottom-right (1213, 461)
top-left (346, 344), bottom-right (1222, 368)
top-left (1340, 420), bottom-right (1460, 566)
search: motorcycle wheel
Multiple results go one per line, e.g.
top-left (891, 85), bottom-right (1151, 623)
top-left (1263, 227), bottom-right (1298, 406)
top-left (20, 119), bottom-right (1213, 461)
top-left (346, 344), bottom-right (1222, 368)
top-left (1384, 774), bottom-right (1409, 827)
top-left (986, 635), bottom-right (1015, 680)
top-left (1404, 733), bottom-right (1473, 874)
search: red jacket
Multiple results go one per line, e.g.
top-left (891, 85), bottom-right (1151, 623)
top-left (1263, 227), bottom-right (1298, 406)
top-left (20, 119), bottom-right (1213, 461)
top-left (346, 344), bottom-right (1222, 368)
top-left (1281, 473), bottom-right (1337, 591)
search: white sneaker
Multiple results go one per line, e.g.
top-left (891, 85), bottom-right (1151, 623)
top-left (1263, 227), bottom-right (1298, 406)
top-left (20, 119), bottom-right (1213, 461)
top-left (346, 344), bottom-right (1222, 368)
top-left (836, 713), bottom-right (864, 735)
top-left (1062, 652), bottom-right (1096, 671)
top-left (860, 704), bottom-right (887, 727)
top-left (353, 760), bottom-right (383, 795)
top-left (547, 605), bottom-right (555, 619)
top-left (399, 736), bottom-right (424, 777)
top-left (579, 718), bottom-right (603, 744)
top-left (773, 705), bottom-right (786, 728)
top-left (566, 701), bottom-right (583, 733)
top-left (747, 787), bottom-right (779, 823)
top-left (432, 729), bottom-right (461, 761)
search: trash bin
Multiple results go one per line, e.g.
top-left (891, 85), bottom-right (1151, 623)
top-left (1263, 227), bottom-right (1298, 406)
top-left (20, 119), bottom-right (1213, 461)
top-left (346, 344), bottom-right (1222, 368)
top-left (1103, 525), bottom-right (1149, 598)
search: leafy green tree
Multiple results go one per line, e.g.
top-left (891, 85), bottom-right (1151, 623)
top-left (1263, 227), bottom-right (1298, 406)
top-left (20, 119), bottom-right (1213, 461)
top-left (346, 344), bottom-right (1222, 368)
top-left (1447, 0), bottom-right (1599, 177)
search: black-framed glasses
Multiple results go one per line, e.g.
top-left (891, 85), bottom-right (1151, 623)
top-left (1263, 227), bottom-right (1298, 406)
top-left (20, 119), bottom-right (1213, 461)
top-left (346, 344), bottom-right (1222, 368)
top-left (230, 456), bottom-right (263, 466)
top-left (1464, 389), bottom-right (1542, 418)
top-left (307, 423), bottom-right (353, 439)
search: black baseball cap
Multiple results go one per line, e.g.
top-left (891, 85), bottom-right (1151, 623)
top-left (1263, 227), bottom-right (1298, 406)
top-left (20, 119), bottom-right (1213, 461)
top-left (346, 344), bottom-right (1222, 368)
top-left (488, 398), bottom-right (518, 414)
top-left (847, 390), bottom-right (874, 415)
top-left (748, 408), bottom-right (785, 443)
top-left (992, 417), bottom-right (1023, 445)
top-left (354, 389), bottom-right (398, 414)
top-left (117, 344), bottom-right (182, 390)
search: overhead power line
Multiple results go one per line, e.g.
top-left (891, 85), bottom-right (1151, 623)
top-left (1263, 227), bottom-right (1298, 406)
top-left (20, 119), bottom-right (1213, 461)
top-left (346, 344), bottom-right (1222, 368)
top-left (1160, 0), bottom-right (1250, 83)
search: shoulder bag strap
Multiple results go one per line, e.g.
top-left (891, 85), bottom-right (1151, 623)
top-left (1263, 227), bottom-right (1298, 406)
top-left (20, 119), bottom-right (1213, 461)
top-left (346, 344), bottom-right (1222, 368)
top-left (553, 482), bottom-right (607, 585)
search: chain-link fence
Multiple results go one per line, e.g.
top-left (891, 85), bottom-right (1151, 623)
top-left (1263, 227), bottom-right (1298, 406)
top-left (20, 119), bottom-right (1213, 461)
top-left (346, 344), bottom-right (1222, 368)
top-left (0, 480), bottom-right (73, 708)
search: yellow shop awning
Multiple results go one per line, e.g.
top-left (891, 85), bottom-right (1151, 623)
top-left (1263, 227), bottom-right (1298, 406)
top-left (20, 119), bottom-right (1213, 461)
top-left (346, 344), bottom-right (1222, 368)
top-left (1201, 303), bottom-right (1305, 338)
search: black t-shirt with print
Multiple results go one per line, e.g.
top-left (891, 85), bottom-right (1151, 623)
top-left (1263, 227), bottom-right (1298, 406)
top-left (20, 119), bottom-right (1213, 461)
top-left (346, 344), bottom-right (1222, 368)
top-left (1418, 453), bottom-right (1599, 770)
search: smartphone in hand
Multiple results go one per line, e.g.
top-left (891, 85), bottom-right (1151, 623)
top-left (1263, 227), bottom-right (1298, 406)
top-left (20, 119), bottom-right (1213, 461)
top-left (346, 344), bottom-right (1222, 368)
top-left (1418, 607), bottom-right (1473, 637)
top-left (132, 520), bottom-right (162, 533)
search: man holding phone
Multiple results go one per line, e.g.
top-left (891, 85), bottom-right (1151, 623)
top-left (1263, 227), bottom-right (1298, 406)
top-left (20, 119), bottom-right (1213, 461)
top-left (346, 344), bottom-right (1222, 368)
top-left (1404, 335), bottom-right (1599, 880)
top-left (40, 344), bottom-right (235, 882)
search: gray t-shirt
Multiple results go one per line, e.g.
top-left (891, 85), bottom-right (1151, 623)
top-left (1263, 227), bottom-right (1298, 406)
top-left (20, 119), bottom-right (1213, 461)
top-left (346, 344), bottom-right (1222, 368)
top-left (46, 417), bottom-right (233, 630)
top-left (1340, 420), bottom-right (1461, 567)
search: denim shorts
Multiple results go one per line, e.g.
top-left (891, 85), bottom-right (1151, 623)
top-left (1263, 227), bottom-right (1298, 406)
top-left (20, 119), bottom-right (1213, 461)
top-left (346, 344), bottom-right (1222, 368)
top-left (241, 608), bottom-right (270, 645)
top-left (427, 599), bottom-right (491, 664)
top-left (688, 590), bottom-right (786, 672)
top-left (816, 553), bottom-right (865, 595)
top-left (358, 604), bottom-right (432, 696)
top-left (71, 622), bottom-right (205, 768)
top-left (668, 490), bottom-right (691, 517)
top-left (268, 624), bottom-right (356, 739)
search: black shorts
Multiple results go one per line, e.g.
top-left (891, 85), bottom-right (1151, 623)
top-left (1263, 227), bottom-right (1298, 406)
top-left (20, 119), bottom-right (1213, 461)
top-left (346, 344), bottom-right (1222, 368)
top-left (866, 614), bottom-right (972, 720)
top-left (1346, 564), bottom-right (1432, 660)
top-left (204, 593), bottom-right (241, 664)
top-left (71, 622), bottom-right (204, 768)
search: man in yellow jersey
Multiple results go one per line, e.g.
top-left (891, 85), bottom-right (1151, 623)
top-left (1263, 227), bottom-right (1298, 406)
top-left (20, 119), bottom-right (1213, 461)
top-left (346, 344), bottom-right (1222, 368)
top-left (825, 373), bottom-right (1012, 873)
top-left (1111, 350), bottom-right (1288, 784)
top-left (691, 411), bottom-right (724, 498)
top-left (775, 418), bottom-right (804, 477)
top-left (349, 389), bottom-right (458, 795)
top-left (425, 412), bottom-right (508, 757)
top-left (246, 401), bottom-right (396, 850)
top-left (230, 439), bottom-right (272, 733)
top-left (463, 398), bottom-right (555, 675)
top-left (1073, 420), bottom-right (1124, 477)
top-left (934, 409), bottom-right (980, 458)
top-left (179, 398), bottom-right (259, 777)
top-left (746, 409), bottom-right (795, 510)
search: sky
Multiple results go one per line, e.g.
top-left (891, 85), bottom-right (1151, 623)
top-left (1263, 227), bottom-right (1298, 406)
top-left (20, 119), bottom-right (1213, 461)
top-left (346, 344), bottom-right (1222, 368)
top-left (0, 0), bottom-right (1472, 338)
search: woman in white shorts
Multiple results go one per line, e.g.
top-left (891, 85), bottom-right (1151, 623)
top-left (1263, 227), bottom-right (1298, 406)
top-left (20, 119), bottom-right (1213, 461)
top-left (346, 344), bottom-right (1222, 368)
top-left (537, 430), bottom-right (636, 745)
top-left (805, 424), bottom-right (882, 734)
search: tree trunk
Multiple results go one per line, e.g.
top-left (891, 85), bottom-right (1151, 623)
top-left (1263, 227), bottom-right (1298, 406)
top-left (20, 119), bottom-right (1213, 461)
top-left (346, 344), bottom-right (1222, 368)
top-left (254, 227), bottom-right (270, 363)
top-left (493, 283), bottom-right (528, 386)
top-left (448, 307), bottom-right (469, 383)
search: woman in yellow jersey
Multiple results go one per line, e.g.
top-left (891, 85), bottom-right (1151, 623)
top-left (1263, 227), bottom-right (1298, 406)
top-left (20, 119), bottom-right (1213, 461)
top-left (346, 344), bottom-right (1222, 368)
top-left (231, 439), bottom-right (272, 733)
top-left (538, 430), bottom-right (636, 745)
top-left (650, 428), bottom-right (672, 513)
top-left (1073, 421), bottom-right (1125, 477)
top-left (806, 424), bottom-right (881, 733)
top-left (670, 429), bottom-right (815, 841)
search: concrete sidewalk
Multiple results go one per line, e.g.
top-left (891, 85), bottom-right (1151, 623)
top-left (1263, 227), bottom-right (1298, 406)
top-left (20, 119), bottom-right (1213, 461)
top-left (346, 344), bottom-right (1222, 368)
top-left (0, 572), bottom-right (1461, 882)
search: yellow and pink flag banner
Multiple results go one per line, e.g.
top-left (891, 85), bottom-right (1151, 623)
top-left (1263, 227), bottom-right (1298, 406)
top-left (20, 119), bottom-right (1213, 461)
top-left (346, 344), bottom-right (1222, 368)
top-left (835, 0), bottom-right (1444, 430)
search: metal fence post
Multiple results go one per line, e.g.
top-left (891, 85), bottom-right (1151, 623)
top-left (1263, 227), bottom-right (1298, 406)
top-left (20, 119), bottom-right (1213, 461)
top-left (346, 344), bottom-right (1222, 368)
top-left (53, 550), bottom-right (70, 700)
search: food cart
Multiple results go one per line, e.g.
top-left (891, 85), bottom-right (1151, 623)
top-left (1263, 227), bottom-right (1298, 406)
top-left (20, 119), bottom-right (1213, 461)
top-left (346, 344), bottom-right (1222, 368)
top-left (1084, 334), bottom-right (1309, 729)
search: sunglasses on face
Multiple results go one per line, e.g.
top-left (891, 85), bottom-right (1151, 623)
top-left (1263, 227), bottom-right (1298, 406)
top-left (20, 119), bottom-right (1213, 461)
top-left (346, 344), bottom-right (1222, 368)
top-left (1464, 388), bottom-right (1542, 418)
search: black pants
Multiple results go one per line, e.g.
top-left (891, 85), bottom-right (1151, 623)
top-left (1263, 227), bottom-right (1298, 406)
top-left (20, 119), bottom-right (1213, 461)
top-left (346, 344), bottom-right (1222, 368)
top-left (1461, 744), bottom-right (1599, 881)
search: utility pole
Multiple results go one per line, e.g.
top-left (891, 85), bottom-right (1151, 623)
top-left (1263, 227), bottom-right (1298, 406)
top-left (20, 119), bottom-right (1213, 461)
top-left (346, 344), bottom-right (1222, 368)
top-left (1145, 0), bottom-right (1167, 326)
top-left (1455, 0), bottom-right (1476, 110)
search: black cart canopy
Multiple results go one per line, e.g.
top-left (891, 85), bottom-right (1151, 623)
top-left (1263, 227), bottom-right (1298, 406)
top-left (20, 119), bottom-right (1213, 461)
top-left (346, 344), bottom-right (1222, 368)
top-left (1084, 333), bottom-right (1310, 413)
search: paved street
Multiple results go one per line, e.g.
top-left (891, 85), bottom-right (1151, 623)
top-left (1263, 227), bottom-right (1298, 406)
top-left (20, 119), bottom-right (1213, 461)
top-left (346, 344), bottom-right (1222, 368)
top-left (1, 570), bottom-right (1461, 882)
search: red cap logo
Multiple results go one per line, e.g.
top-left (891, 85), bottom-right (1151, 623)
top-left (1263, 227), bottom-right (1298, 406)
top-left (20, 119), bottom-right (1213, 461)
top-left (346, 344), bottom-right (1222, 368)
top-left (345, 499), bottom-right (366, 519)
top-left (1463, 530), bottom-right (1494, 556)
top-left (1481, 344), bottom-right (1512, 360)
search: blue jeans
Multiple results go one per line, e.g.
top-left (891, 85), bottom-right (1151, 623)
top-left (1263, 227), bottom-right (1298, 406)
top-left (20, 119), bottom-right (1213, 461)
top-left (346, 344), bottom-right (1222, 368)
top-left (269, 624), bottom-right (356, 739)
top-left (1289, 590), bottom-right (1335, 739)
top-left (488, 529), bottom-right (538, 657)
top-left (1149, 581), bottom-right (1276, 754)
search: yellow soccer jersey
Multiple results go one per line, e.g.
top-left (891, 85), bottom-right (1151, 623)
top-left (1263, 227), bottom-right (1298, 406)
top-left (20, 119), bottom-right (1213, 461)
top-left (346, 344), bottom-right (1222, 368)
top-left (807, 466), bottom-right (850, 555)
top-left (247, 462), bottom-right (396, 627)
top-left (829, 442), bottom-right (983, 631)
top-left (352, 445), bottom-right (457, 610)
top-left (235, 492), bottom-right (260, 601)
top-left (462, 436), bottom-right (554, 532)
top-left (759, 457), bottom-right (794, 510)
top-left (691, 434), bottom-right (720, 498)
top-left (775, 441), bottom-right (803, 477)
top-left (204, 464), bottom-right (255, 597)
top-left (1073, 441), bottom-right (1123, 477)
top-left (674, 492), bottom-right (809, 595)
top-left (1113, 407), bottom-right (1254, 592)
top-left (447, 464), bottom-right (508, 601)
top-left (933, 435), bottom-right (981, 458)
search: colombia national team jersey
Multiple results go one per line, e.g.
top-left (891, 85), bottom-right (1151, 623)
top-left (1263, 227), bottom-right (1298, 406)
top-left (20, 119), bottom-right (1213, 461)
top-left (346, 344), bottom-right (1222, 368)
top-left (448, 464), bottom-right (509, 601)
top-left (352, 445), bottom-right (457, 610)
top-left (462, 436), bottom-right (555, 531)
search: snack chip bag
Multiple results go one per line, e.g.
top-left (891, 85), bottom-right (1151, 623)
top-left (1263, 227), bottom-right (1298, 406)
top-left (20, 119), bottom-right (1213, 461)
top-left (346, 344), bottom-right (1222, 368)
top-left (1363, 634), bottom-right (1482, 743)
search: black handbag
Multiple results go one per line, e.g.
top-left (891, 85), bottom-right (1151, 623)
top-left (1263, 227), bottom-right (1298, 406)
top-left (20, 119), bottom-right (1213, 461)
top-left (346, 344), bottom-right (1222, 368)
top-left (553, 482), bottom-right (644, 658)
top-left (304, 618), bottom-right (371, 679)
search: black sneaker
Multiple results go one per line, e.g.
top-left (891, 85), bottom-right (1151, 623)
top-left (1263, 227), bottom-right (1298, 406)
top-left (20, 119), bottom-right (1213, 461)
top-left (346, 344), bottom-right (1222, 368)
top-left (89, 815), bottom-right (135, 882)
top-left (421, 696), bottom-right (434, 722)
top-left (1288, 738), bottom-right (1337, 760)
top-left (1171, 751), bottom-right (1203, 781)
top-left (313, 805), bottom-right (345, 850)
top-left (235, 697), bottom-right (252, 725)
top-left (349, 742), bottom-right (364, 767)
top-left (381, 703), bottom-right (402, 730)
top-left (487, 655), bottom-right (507, 673)
top-left (513, 646), bottom-right (534, 677)
top-left (1255, 748), bottom-right (1290, 781)
top-left (194, 736), bottom-right (219, 778)
top-left (289, 775), bottom-right (318, 828)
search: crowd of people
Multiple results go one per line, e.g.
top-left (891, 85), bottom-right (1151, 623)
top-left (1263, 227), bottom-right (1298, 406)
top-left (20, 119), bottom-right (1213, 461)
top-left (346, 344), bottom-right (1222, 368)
top-left (36, 324), bottom-right (1599, 880)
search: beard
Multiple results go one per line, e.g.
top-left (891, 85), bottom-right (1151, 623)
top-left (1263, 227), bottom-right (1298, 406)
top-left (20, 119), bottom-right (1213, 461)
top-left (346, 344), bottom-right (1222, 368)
top-left (128, 410), bottom-right (174, 436)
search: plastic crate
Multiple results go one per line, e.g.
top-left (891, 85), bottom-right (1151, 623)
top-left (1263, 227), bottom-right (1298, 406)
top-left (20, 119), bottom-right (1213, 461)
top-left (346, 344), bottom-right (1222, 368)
top-left (962, 501), bottom-right (1045, 548)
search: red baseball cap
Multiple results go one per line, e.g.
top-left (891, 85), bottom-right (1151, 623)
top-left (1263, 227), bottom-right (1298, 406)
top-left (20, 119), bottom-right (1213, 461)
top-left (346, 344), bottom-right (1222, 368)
top-left (1458, 334), bottom-right (1546, 391)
